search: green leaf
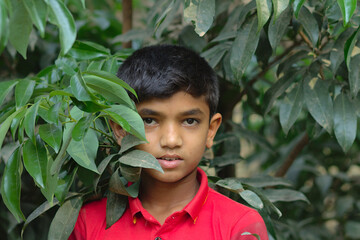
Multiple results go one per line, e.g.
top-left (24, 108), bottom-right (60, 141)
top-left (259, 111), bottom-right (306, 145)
top-left (109, 168), bottom-right (139, 197)
top-left (344, 26), bottom-right (360, 68)
top-left (72, 115), bottom-right (93, 141)
top-left (0, 147), bottom-right (25, 222)
top-left (68, 40), bottom-right (110, 60)
top-left (83, 70), bottom-right (138, 100)
top-left (239, 176), bottom-right (293, 188)
top-left (119, 134), bottom-right (147, 154)
top-left (120, 164), bottom-right (141, 182)
top-left (349, 54), bottom-right (360, 97)
top-left (47, 102), bottom-right (62, 124)
top-left (86, 59), bottom-right (105, 71)
top-left (0, 106), bottom-right (26, 149)
top-left (94, 154), bottom-right (116, 191)
top-left (15, 79), bottom-right (35, 108)
top-left (24, 101), bottom-right (40, 144)
top-left (48, 196), bottom-right (83, 240)
top-left (21, 199), bottom-right (59, 238)
top-left (263, 189), bottom-right (310, 203)
top-left (216, 178), bottom-right (244, 193)
top-left (40, 155), bottom-right (58, 203)
top-left (303, 76), bottom-right (334, 133)
top-left (8, 0), bottom-right (32, 58)
top-left (55, 57), bottom-right (78, 76)
top-left (48, 0), bottom-right (76, 55)
top-left (55, 168), bottom-right (77, 203)
top-left (272, 0), bottom-right (289, 20)
top-left (39, 124), bottom-right (62, 153)
top-left (268, 6), bottom-right (292, 50)
top-left (105, 105), bottom-right (146, 141)
top-left (256, 0), bottom-right (271, 31)
top-left (184, 0), bottom-right (215, 37)
top-left (264, 70), bottom-right (298, 115)
top-left (293, 0), bottom-right (305, 18)
top-left (337, 0), bottom-right (357, 26)
top-left (65, 124), bottom-right (99, 173)
top-left (10, 106), bottom-right (27, 139)
top-left (0, 0), bottom-right (9, 54)
top-left (154, 0), bottom-right (181, 39)
top-left (334, 92), bottom-right (357, 152)
top-left (23, 137), bottom-right (48, 188)
top-left (330, 28), bottom-right (355, 74)
top-left (239, 190), bottom-right (264, 209)
top-left (345, 221), bottom-right (360, 239)
top-left (230, 15), bottom-right (260, 79)
top-left (70, 72), bottom-right (95, 101)
top-left (119, 150), bottom-right (163, 173)
top-left (0, 80), bottom-right (17, 107)
top-left (106, 192), bottom-right (127, 229)
top-left (279, 83), bottom-right (304, 134)
top-left (298, 6), bottom-right (319, 47)
top-left (71, 97), bottom-right (109, 113)
top-left (23, 0), bottom-right (47, 37)
top-left (201, 41), bottom-right (232, 68)
top-left (102, 57), bottom-right (121, 75)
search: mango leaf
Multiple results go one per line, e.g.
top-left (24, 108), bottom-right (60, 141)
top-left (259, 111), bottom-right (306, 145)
top-left (200, 41), bottom-right (232, 68)
top-left (105, 105), bottom-right (146, 141)
top-left (15, 79), bottom-right (35, 108)
top-left (298, 6), bottom-right (319, 47)
top-left (230, 15), bottom-right (260, 79)
top-left (48, 0), bottom-right (76, 55)
top-left (272, 0), bottom-right (289, 20)
top-left (55, 57), bottom-right (78, 76)
top-left (239, 190), bottom-right (264, 209)
top-left (23, 137), bottom-right (48, 188)
top-left (262, 189), bottom-right (310, 203)
top-left (55, 168), bottom-right (77, 204)
top-left (184, 0), bottom-right (215, 37)
top-left (303, 76), bottom-right (334, 134)
top-left (72, 115), bottom-right (93, 141)
top-left (334, 92), bottom-right (357, 152)
top-left (337, 0), bottom-right (357, 26)
top-left (268, 6), bottom-right (292, 50)
top-left (155, 0), bottom-right (181, 39)
top-left (102, 57), bottom-right (121, 75)
top-left (239, 176), bottom-right (293, 188)
top-left (94, 154), bottom-right (116, 191)
top-left (8, 0), bottom-right (32, 58)
top-left (330, 28), bottom-right (355, 74)
top-left (216, 178), bottom-right (244, 193)
top-left (119, 134), bottom-right (147, 154)
top-left (39, 123), bottom-right (62, 153)
top-left (68, 40), bottom-right (110, 60)
top-left (120, 164), bottom-right (141, 182)
top-left (106, 192), bottom-right (127, 229)
top-left (23, 0), bottom-right (47, 37)
top-left (86, 59), bottom-right (105, 71)
top-left (48, 196), bottom-right (83, 240)
top-left (344, 26), bottom-right (360, 68)
top-left (24, 101), bottom-right (40, 144)
top-left (70, 72), bottom-right (95, 101)
top-left (10, 106), bottom-right (27, 139)
top-left (65, 123), bottom-right (99, 173)
top-left (40, 155), bottom-right (58, 204)
top-left (109, 168), bottom-right (138, 197)
top-left (293, 0), bottom-right (305, 18)
top-left (0, 147), bottom-right (25, 222)
top-left (21, 199), bottom-right (59, 238)
top-left (280, 83), bottom-right (304, 134)
top-left (71, 97), bottom-right (109, 113)
top-left (47, 102), bottom-right (62, 124)
top-left (256, 0), bottom-right (271, 32)
top-left (349, 54), bottom-right (360, 97)
top-left (0, 0), bottom-right (9, 54)
top-left (0, 106), bottom-right (26, 149)
top-left (83, 70), bottom-right (138, 101)
top-left (119, 150), bottom-right (163, 173)
top-left (0, 80), bottom-right (18, 107)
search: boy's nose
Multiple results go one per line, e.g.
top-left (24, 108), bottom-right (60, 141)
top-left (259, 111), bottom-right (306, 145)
top-left (160, 123), bottom-right (182, 149)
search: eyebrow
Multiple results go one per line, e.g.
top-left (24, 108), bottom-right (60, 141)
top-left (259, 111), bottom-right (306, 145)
top-left (138, 108), bottom-right (205, 117)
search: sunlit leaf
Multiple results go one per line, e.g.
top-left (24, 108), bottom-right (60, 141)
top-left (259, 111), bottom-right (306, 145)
top-left (39, 123), bottom-right (62, 153)
top-left (256, 0), bottom-right (271, 32)
top-left (119, 150), bottom-right (163, 173)
top-left (48, 0), bottom-right (76, 55)
top-left (337, 0), bottom-right (357, 26)
top-left (184, 0), bottom-right (215, 37)
top-left (48, 196), bottom-right (83, 240)
top-left (272, 0), bottom-right (289, 20)
top-left (334, 92), bottom-right (357, 152)
top-left (0, 147), bottom-right (25, 222)
top-left (239, 190), bottom-right (264, 209)
top-left (23, 0), bottom-right (47, 37)
top-left (293, 0), bottom-right (305, 18)
top-left (216, 178), bottom-right (244, 192)
top-left (23, 137), bottom-right (48, 188)
top-left (15, 79), bottom-right (35, 108)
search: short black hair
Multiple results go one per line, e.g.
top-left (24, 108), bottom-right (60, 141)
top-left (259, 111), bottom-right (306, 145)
top-left (117, 45), bottom-right (219, 117)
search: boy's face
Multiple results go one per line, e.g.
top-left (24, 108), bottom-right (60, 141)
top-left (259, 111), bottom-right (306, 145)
top-left (134, 91), bottom-right (222, 184)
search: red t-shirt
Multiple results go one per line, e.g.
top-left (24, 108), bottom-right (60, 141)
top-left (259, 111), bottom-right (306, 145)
top-left (69, 168), bottom-right (268, 240)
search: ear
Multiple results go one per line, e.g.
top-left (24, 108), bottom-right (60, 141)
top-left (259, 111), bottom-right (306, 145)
top-left (206, 113), bottom-right (222, 149)
top-left (109, 120), bottom-right (127, 146)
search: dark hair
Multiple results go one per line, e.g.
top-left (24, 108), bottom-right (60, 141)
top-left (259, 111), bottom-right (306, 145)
top-left (117, 45), bottom-right (219, 117)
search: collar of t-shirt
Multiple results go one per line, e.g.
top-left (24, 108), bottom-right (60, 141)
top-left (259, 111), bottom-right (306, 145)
top-left (128, 167), bottom-right (209, 225)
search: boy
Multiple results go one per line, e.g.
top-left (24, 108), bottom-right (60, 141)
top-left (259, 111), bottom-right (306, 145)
top-left (69, 45), bottom-right (268, 240)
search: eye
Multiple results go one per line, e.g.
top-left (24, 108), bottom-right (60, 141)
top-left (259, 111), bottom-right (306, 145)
top-left (143, 117), bottom-right (156, 126)
top-left (183, 118), bottom-right (198, 126)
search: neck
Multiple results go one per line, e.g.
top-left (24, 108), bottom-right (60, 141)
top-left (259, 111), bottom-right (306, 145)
top-left (139, 169), bottom-right (200, 224)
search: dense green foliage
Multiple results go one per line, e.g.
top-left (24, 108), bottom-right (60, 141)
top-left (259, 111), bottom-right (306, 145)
top-left (1, 0), bottom-right (360, 239)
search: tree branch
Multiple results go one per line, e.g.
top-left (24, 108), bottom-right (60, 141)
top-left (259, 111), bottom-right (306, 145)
top-left (122, 0), bottom-right (133, 48)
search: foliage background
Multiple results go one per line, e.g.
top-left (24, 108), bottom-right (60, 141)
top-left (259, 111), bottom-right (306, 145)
top-left (1, 0), bottom-right (360, 239)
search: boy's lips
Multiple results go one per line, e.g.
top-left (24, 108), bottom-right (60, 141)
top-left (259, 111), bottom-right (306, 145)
top-left (157, 154), bottom-right (182, 169)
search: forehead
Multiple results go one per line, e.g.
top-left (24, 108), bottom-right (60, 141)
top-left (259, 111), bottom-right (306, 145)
top-left (136, 91), bottom-right (210, 116)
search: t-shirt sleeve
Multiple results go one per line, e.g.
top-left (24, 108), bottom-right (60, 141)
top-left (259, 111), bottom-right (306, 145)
top-left (230, 210), bottom-right (269, 240)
